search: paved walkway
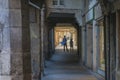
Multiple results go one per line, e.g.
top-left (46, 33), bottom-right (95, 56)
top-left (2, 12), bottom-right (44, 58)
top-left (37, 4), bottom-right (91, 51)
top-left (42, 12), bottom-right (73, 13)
top-left (42, 49), bottom-right (103, 80)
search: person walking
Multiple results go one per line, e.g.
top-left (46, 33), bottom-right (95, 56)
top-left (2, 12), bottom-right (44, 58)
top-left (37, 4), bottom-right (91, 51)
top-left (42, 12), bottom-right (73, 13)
top-left (70, 38), bottom-right (73, 52)
top-left (62, 36), bottom-right (68, 51)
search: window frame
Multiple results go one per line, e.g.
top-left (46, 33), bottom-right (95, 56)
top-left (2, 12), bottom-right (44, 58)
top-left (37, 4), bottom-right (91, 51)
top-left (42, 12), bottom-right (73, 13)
top-left (52, 0), bottom-right (58, 5)
top-left (52, 0), bottom-right (65, 6)
top-left (59, 0), bottom-right (64, 5)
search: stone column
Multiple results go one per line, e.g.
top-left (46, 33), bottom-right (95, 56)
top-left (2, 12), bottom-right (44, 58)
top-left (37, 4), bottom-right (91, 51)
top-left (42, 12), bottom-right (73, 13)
top-left (9, 0), bottom-right (31, 80)
top-left (86, 24), bottom-right (93, 69)
top-left (44, 23), bottom-right (49, 60)
top-left (81, 26), bottom-right (85, 64)
top-left (40, 5), bottom-right (45, 77)
top-left (21, 0), bottom-right (31, 80)
top-left (116, 10), bottom-right (120, 80)
top-left (48, 26), bottom-right (55, 58)
top-left (92, 20), bottom-right (97, 71)
top-left (29, 6), bottom-right (41, 80)
top-left (0, 0), bottom-right (11, 80)
top-left (104, 15), bottom-right (110, 80)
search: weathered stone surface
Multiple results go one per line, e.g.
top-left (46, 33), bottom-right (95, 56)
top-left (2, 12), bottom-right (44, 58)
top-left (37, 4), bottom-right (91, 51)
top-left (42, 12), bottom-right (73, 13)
top-left (10, 28), bottom-right (22, 52)
top-left (9, 10), bottom-right (22, 27)
top-left (22, 10), bottom-right (29, 27)
top-left (0, 8), bottom-right (9, 27)
top-left (0, 0), bottom-right (11, 77)
top-left (12, 75), bottom-right (23, 80)
top-left (86, 24), bottom-right (93, 69)
top-left (23, 52), bottom-right (32, 80)
top-left (0, 53), bottom-right (10, 75)
top-left (117, 71), bottom-right (120, 80)
top-left (0, 0), bottom-right (9, 9)
top-left (22, 28), bottom-right (31, 52)
top-left (11, 53), bottom-right (23, 75)
top-left (30, 6), bottom-right (41, 80)
top-left (9, 0), bottom-right (21, 9)
top-left (21, 0), bottom-right (29, 10)
top-left (0, 76), bottom-right (11, 80)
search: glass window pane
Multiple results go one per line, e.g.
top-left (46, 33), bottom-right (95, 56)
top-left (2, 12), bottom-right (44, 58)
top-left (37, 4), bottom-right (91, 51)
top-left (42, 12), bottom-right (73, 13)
top-left (53, 0), bottom-right (58, 5)
top-left (60, 0), bottom-right (64, 5)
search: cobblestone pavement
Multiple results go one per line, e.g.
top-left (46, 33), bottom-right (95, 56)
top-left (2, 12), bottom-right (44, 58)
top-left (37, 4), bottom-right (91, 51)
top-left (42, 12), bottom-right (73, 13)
top-left (42, 49), bottom-right (103, 80)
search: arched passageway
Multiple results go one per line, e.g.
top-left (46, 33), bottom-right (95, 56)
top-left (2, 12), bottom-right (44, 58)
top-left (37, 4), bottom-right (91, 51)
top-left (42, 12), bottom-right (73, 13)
top-left (1, 0), bottom-right (120, 80)
top-left (42, 23), bottom-right (104, 80)
top-left (41, 6), bottom-right (104, 79)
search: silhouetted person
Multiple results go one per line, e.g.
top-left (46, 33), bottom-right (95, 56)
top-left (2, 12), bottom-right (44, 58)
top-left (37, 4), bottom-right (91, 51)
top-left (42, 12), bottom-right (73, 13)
top-left (62, 36), bottom-right (68, 51)
top-left (70, 38), bottom-right (73, 51)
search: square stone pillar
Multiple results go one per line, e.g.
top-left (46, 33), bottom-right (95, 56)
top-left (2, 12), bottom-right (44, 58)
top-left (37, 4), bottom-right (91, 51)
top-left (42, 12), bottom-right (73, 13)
top-left (92, 20), bottom-right (97, 71)
top-left (0, 0), bottom-right (11, 80)
top-left (9, 0), bottom-right (31, 80)
top-left (29, 6), bottom-right (41, 80)
top-left (116, 10), bottom-right (120, 80)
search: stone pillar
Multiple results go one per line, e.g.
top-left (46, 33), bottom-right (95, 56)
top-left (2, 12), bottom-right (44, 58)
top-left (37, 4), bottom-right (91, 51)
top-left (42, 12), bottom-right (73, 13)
top-left (81, 26), bottom-right (85, 64)
top-left (116, 10), bottom-right (120, 80)
top-left (92, 20), bottom-right (97, 71)
top-left (40, 5), bottom-right (45, 77)
top-left (86, 24), bottom-right (93, 69)
top-left (44, 23), bottom-right (49, 60)
top-left (0, 0), bottom-right (11, 80)
top-left (104, 15), bottom-right (110, 80)
top-left (9, 0), bottom-right (23, 79)
top-left (29, 6), bottom-right (41, 80)
top-left (48, 26), bottom-right (55, 58)
top-left (9, 0), bottom-right (31, 80)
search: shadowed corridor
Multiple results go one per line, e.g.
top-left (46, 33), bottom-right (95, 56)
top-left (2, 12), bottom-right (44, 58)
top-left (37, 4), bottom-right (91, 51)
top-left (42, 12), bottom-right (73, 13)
top-left (42, 49), bottom-right (103, 80)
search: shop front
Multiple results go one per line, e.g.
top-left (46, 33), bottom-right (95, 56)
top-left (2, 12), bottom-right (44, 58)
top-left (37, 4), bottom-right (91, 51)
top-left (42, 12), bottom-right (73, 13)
top-left (94, 3), bottom-right (105, 76)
